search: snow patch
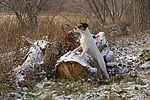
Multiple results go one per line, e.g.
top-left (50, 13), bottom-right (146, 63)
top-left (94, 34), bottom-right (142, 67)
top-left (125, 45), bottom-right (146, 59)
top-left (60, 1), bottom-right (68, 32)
top-left (140, 62), bottom-right (150, 69)
top-left (12, 39), bottom-right (49, 82)
top-left (56, 51), bottom-right (97, 72)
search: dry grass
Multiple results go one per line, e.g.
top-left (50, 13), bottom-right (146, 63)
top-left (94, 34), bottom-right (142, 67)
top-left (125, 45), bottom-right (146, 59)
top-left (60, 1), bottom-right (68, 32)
top-left (0, 13), bottom-right (94, 83)
top-left (0, 12), bottom-right (134, 83)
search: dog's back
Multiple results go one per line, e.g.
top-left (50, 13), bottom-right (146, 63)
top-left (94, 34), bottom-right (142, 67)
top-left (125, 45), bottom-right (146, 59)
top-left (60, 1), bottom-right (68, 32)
top-left (86, 34), bottom-right (109, 78)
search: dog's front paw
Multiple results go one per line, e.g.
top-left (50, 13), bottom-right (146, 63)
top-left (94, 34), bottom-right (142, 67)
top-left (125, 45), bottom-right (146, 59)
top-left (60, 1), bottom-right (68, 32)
top-left (72, 51), bottom-right (80, 55)
top-left (67, 51), bottom-right (72, 54)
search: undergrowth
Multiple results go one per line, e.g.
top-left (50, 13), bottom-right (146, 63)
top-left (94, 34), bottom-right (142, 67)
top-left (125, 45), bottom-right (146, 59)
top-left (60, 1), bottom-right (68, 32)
top-left (0, 12), bottom-right (134, 84)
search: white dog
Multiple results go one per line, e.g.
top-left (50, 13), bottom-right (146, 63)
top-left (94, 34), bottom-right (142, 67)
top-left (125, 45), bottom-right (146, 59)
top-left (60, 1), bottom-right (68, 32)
top-left (72, 22), bottom-right (109, 78)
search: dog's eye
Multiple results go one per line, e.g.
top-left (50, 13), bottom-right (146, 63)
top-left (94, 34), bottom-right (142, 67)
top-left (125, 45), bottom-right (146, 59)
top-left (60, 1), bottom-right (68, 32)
top-left (93, 36), bottom-right (96, 38)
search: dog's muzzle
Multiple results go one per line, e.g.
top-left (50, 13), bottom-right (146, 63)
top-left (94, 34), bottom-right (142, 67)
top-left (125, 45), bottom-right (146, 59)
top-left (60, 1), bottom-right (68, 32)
top-left (68, 30), bottom-right (73, 34)
top-left (68, 26), bottom-right (79, 34)
top-left (73, 26), bottom-right (78, 33)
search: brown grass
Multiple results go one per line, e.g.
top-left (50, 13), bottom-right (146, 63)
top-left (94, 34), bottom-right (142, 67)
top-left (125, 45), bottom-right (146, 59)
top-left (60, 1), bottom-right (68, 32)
top-left (0, 12), bottom-right (134, 83)
top-left (0, 13), bottom-right (92, 83)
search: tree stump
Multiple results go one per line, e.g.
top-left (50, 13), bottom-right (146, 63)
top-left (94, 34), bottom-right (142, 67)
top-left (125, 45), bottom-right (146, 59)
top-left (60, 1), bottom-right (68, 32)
top-left (56, 61), bottom-right (88, 80)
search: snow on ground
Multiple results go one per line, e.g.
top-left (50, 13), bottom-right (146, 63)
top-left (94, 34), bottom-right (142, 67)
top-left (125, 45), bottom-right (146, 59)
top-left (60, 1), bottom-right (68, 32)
top-left (0, 33), bottom-right (150, 100)
top-left (50, 33), bottom-right (150, 100)
top-left (46, 33), bottom-right (150, 100)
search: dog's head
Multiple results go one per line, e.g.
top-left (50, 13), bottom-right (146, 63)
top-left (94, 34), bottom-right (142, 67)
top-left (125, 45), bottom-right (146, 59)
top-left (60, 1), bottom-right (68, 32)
top-left (73, 22), bottom-right (89, 33)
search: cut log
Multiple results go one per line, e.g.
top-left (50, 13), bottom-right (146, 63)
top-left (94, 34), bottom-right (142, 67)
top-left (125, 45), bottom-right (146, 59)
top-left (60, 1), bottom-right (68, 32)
top-left (56, 61), bottom-right (88, 80)
top-left (55, 51), bottom-right (97, 80)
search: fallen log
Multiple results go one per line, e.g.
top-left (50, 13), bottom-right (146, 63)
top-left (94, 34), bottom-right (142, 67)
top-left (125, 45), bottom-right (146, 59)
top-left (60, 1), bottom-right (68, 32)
top-left (55, 51), bottom-right (97, 80)
top-left (56, 61), bottom-right (88, 79)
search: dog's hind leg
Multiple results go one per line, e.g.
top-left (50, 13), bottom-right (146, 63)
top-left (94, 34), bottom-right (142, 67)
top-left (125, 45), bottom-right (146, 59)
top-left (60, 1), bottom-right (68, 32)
top-left (96, 55), bottom-right (109, 78)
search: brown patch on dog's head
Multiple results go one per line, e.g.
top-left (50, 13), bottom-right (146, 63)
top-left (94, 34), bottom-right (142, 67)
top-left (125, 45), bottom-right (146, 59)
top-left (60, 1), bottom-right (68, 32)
top-left (77, 22), bottom-right (89, 31)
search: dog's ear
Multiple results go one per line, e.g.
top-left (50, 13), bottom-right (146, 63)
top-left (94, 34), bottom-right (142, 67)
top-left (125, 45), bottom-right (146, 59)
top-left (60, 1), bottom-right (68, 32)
top-left (80, 22), bottom-right (89, 28)
top-left (83, 23), bottom-right (89, 28)
top-left (80, 22), bottom-right (88, 28)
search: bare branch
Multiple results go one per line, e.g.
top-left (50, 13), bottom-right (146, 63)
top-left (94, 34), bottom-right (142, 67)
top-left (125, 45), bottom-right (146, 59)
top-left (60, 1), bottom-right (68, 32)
top-left (71, 0), bottom-right (100, 22)
top-left (120, 1), bottom-right (131, 20)
top-left (91, 0), bottom-right (105, 23)
top-left (0, 0), bottom-right (49, 28)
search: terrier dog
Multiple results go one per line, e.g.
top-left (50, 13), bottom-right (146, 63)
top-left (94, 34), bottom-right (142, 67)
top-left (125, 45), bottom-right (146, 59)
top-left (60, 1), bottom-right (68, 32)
top-left (72, 22), bottom-right (109, 79)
